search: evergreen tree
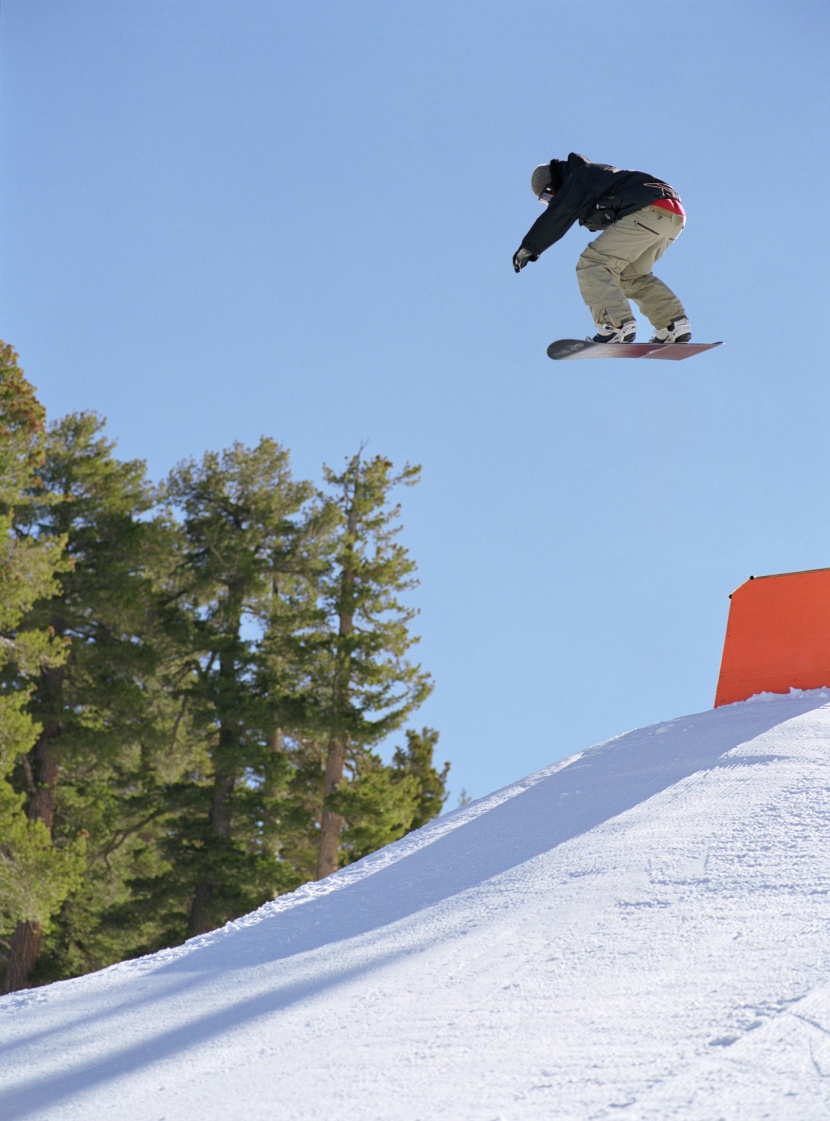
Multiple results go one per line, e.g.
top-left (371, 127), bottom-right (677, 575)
top-left (160, 439), bottom-right (319, 936)
top-left (390, 727), bottom-right (450, 831)
top-left (0, 346), bottom-right (84, 992)
top-left (311, 453), bottom-right (434, 878)
top-left (4, 411), bottom-right (184, 988)
top-left (326, 728), bottom-right (449, 865)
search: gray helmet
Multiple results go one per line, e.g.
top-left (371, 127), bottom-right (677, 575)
top-left (530, 163), bottom-right (552, 199)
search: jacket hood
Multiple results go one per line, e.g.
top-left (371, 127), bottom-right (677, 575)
top-left (565, 153), bottom-right (592, 177)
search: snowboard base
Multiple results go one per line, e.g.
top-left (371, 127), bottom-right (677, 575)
top-left (547, 339), bottom-right (723, 362)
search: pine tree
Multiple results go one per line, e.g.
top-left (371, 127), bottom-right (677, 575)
top-left (311, 453), bottom-right (434, 879)
top-left (323, 728), bottom-right (449, 865)
top-left (0, 346), bottom-right (84, 992)
top-left (161, 439), bottom-right (319, 936)
top-left (4, 410), bottom-right (183, 988)
top-left (390, 727), bottom-right (450, 831)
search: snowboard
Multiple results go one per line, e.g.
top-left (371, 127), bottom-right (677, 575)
top-left (547, 339), bottom-right (723, 362)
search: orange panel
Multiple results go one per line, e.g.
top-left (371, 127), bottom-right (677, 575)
top-left (714, 568), bottom-right (830, 707)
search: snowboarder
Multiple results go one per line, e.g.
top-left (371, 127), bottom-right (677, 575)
top-left (513, 153), bottom-right (691, 345)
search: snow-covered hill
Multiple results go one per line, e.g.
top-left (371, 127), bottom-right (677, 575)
top-left (4, 691), bottom-right (830, 1120)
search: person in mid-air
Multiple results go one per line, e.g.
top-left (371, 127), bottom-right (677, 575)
top-left (513, 153), bottom-right (691, 344)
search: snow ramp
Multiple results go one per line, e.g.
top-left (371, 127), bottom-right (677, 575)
top-left (4, 691), bottom-right (830, 1120)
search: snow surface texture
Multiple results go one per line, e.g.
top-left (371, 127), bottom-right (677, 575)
top-left (4, 691), bottom-right (830, 1120)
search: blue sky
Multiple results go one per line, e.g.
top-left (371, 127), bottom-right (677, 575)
top-left (2, 2), bottom-right (829, 802)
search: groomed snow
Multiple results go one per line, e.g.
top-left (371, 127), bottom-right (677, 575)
top-left (4, 691), bottom-right (830, 1120)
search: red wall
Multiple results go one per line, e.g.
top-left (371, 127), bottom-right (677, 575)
top-left (715, 568), bottom-right (830, 707)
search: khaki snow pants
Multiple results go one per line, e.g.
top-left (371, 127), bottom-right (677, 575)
top-left (575, 206), bottom-right (687, 330)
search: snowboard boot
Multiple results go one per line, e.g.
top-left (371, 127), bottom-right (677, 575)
top-left (591, 319), bottom-right (637, 344)
top-left (648, 317), bottom-right (692, 344)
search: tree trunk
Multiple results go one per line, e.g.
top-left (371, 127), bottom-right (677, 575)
top-left (187, 882), bottom-right (215, 937)
top-left (27, 735), bottom-right (59, 830)
top-left (316, 491), bottom-right (359, 880)
top-left (5, 725), bottom-right (61, 990)
top-left (188, 769), bottom-right (235, 936)
top-left (4, 921), bottom-right (43, 993)
top-left (187, 631), bottom-right (242, 937)
top-left (315, 735), bottom-right (347, 879)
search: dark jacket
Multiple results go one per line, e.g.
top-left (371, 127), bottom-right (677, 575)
top-left (521, 153), bottom-right (681, 257)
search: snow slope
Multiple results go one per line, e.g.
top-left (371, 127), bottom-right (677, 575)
top-left (4, 691), bottom-right (830, 1120)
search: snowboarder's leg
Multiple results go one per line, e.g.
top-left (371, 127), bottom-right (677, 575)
top-left (618, 209), bottom-right (687, 328)
top-left (576, 212), bottom-right (658, 329)
top-left (576, 208), bottom-right (685, 332)
top-left (622, 272), bottom-right (686, 329)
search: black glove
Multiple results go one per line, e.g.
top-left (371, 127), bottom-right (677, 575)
top-left (513, 246), bottom-right (538, 273)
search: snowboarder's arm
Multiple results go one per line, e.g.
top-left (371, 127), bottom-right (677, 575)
top-left (519, 176), bottom-right (586, 257)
